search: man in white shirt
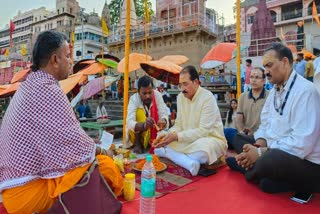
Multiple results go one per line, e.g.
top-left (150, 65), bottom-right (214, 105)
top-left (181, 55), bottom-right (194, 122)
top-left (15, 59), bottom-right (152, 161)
top-left (126, 75), bottom-right (168, 153)
top-left (227, 43), bottom-right (320, 194)
top-left (96, 102), bottom-right (108, 119)
top-left (153, 65), bottom-right (227, 176)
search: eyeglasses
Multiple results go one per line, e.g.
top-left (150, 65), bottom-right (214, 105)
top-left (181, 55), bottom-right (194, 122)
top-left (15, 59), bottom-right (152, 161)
top-left (250, 76), bottom-right (264, 80)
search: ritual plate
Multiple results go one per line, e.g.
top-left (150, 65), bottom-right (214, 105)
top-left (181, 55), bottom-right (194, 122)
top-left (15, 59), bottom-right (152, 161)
top-left (133, 162), bottom-right (167, 174)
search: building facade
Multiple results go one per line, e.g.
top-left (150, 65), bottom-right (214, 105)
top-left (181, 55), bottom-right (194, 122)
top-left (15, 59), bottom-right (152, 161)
top-left (108, 0), bottom-right (218, 72)
top-left (240, 0), bottom-right (320, 54)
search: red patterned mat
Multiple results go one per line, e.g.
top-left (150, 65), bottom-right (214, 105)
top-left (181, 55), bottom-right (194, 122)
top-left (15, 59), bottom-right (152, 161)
top-left (126, 158), bottom-right (202, 198)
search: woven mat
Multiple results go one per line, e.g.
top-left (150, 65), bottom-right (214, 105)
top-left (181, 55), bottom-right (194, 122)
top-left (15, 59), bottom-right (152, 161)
top-left (125, 158), bottom-right (202, 198)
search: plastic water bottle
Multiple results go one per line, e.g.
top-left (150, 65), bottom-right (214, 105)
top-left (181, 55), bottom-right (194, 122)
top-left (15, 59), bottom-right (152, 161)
top-left (139, 155), bottom-right (156, 214)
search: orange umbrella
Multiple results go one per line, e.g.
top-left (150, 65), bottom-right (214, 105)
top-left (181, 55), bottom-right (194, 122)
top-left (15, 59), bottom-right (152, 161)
top-left (11, 68), bottom-right (31, 83)
top-left (201, 42), bottom-right (237, 69)
top-left (59, 72), bottom-right (84, 94)
top-left (73, 59), bottom-right (96, 73)
top-left (0, 82), bottom-right (21, 98)
top-left (80, 62), bottom-right (107, 75)
top-left (117, 53), bottom-right (152, 73)
top-left (140, 60), bottom-right (182, 85)
top-left (160, 55), bottom-right (189, 65)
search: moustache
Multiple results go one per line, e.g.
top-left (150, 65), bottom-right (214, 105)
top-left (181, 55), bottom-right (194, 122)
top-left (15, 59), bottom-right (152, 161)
top-left (182, 90), bottom-right (187, 94)
top-left (266, 73), bottom-right (272, 77)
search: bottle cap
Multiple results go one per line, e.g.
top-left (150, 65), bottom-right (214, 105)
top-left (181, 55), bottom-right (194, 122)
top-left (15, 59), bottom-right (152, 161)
top-left (146, 155), bottom-right (153, 162)
top-left (125, 173), bottom-right (135, 179)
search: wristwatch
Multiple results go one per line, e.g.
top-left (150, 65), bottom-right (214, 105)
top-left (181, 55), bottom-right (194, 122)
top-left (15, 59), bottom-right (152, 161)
top-left (257, 147), bottom-right (262, 157)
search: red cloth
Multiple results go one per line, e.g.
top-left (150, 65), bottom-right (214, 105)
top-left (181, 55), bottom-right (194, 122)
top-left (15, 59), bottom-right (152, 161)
top-left (149, 92), bottom-right (159, 154)
top-left (122, 167), bottom-right (320, 214)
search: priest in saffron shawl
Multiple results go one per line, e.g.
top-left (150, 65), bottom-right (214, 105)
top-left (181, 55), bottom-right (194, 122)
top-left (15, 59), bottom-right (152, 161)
top-left (0, 31), bottom-right (123, 213)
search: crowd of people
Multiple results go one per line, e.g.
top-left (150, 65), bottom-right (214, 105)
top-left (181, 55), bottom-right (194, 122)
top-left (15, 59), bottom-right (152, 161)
top-left (0, 31), bottom-right (320, 213)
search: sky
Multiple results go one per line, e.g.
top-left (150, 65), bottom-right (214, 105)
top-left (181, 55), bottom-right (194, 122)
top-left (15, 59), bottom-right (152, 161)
top-left (0, 0), bottom-right (235, 29)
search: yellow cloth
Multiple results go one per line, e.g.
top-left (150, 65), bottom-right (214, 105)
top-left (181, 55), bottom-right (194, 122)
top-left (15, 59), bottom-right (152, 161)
top-left (305, 60), bottom-right (314, 78)
top-left (128, 108), bottom-right (150, 149)
top-left (2, 155), bottom-right (123, 214)
top-left (169, 87), bottom-right (227, 164)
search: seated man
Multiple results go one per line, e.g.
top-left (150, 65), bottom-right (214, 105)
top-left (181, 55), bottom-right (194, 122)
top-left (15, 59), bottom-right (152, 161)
top-left (153, 65), bottom-right (227, 176)
top-left (126, 75), bottom-right (168, 153)
top-left (227, 43), bottom-right (320, 194)
top-left (0, 31), bottom-right (123, 213)
top-left (96, 101), bottom-right (108, 119)
top-left (76, 100), bottom-right (86, 118)
top-left (231, 67), bottom-right (269, 153)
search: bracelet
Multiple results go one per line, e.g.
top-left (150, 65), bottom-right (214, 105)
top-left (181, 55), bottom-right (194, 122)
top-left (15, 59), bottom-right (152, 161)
top-left (99, 147), bottom-right (103, 155)
top-left (257, 147), bottom-right (262, 157)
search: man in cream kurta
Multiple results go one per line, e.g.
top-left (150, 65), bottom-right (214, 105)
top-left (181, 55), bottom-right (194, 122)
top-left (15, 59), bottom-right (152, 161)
top-left (154, 65), bottom-right (227, 176)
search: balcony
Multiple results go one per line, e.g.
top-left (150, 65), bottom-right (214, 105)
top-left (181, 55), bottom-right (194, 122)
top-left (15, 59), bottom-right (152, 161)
top-left (266, 0), bottom-right (300, 8)
top-left (108, 13), bottom-right (216, 44)
top-left (282, 9), bottom-right (302, 21)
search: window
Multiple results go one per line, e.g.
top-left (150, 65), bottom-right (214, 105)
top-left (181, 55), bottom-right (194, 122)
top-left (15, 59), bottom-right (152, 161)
top-left (247, 15), bottom-right (254, 24)
top-left (70, 8), bottom-right (73, 14)
top-left (58, 9), bottom-right (59, 14)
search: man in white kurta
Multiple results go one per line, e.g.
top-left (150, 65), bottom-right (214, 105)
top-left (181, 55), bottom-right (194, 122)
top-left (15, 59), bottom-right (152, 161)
top-left (126, 76), bottom-right (168, 153)
top-left (154, 65), bottom-right (227, 175)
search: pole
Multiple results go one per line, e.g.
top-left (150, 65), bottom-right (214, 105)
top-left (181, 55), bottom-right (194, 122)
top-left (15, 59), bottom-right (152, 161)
top-left (236, 0), bottom-right (241, 99)
top-left (123, 0), bottom-right (131, 143)
top-left (81, 8), bottom-right (84, 60)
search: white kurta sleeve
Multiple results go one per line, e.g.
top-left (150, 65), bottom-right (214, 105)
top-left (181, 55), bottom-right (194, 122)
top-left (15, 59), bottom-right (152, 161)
top-left (126, 95), bottom-right (139, 131)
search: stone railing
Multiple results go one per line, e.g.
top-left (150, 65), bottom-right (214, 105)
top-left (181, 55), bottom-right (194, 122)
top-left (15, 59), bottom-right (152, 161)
top-left (108, 13), bottom-right (217, 44)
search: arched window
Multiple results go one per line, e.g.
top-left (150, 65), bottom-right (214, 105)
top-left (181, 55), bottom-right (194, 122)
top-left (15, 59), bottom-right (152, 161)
top-left (270, 11), bottom-right (277, 22)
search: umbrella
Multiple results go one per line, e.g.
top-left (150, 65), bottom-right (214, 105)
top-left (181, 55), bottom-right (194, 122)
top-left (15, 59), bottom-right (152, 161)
top-left (159, 55), bottom-right (189, 65)
top-left (11, 68), bottom-right (31, 83)
top-left (59, 72), bottom-right (84, 94)
top-left (73, 59), bottom-right (96, 73)
top-left (0, 82), bottom-right (21, 98)
top-left (201, 42), bottom-right (237, 69)
top-left (76, 62), bottom-right (108, 84)
top-left (117, 53), bottom-right (152, 73)
top-left (95, 54), bottom-right (120, 63)
top-left (140, 60), bottom-right (182, 85)
top-left (97, 58), bottom-right (118, 69)
top-left (70, 76), bottom-right (118, 107)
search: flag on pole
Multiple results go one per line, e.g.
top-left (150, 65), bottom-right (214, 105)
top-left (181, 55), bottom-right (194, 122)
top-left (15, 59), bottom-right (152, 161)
top-left (4, 49), bottom-right (9, 59)
top-left (144, 0), bottom-right (150, 23)
top-left (20, 45), bottom-right (26, 56)
top-left (9, 20), bottom-right (15, 48)
top-left (312, 1), bottom-right (320, 27)
top-left (71, 31), bottom-right (75, 46)
top-left (101, 17), bottom-right (109, 36)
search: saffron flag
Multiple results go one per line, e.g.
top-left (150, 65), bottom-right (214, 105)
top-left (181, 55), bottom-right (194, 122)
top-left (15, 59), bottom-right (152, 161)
top-left (144, 0), bottom-right (150, 23)
top-left (71, 31), bottom-right (75, 46)
top-left (4, 49), bottom-right (9, 58)
top-left (312, 1), bottom-right (320, 27)
top-left (101, 18), bottom-right (109, 36)
top-left (20, 45), bottom-right (26, 56)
